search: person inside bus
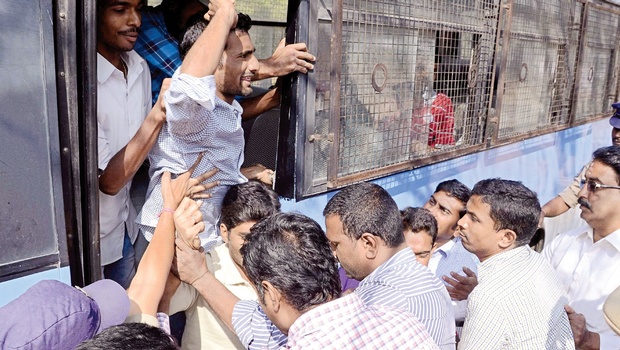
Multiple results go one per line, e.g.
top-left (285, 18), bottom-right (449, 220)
top-left (174, 182), bottom-right (455, 349)
top-left (401, 206), bottom-right (438, 266)
top-left (543, 146), bottom-right (620, 349)
top-left (456, 178), bottom-right (574, 349)
top-left (96, 0), bottom-right (169, 289)
top-left (540, 102), bottom-right (620, 222)
top-left (135, 0), bottom-right (316, 114)
top-left (423, 180), bottom-right (479, 329)
top-left (136, 0), bottom-right (268, 256)
top-left (161, 180), bottom-right (281, 350)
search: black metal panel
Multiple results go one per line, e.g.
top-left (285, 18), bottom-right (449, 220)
top-left (0, 0), bottom-right (66, 278)
top-left (78, 0), bottom-right (102, 284)
top-left (275, 0), bottom-right (305, 198)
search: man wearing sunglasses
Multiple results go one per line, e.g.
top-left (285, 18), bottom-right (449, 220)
top-left (543, 146), bottom-right (620, 349)
top-left (540, 104), bottom-right (620, 222)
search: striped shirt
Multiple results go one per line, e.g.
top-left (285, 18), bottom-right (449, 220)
top-left (428, 237), bottom-right (479, 322)
top-left (429, 237), bottom-right (479, 283)
top-left (136, 72), bottom-right (247, 249)
top-left (232, 248), bottom-right (455, 349)
top-left (459, 245), bottom-right (575, 349)
top-left (233, 300), bottom-right (288, 349)
top-left (355, 248), bottom-right (455, 349)
top-left (285, 293), bottom-right (439, 349)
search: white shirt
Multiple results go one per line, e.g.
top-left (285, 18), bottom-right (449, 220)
top-left (460, 245), bottom-right (574, 350)
top-left (544, 225), bottom-right (620, 349)
top-left (169, 243), bottom-right (256, 350)
top-left (428, 237), bottom-right (479, 321)
top-left (97, 51), bottom-right (151, 265)
top-left (136, 72), bottom-right (246, 250)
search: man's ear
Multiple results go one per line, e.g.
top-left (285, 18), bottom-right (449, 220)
top-left (498, 229), bottom-right (516, 249)
top-left (220, 224), bottom-right (229, 243)
top-left (360, 233), bottom-right (379, 259)
top-left (263, 281), bottom-right (281, 313)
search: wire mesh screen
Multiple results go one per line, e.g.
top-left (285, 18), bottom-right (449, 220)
top-left (308, 0), bottom-right (500, 182)
top-left (300, 0), bottom-right (620, 195)
top-left (496, 0), bottom-right (577, 139)
top-left (236, 0), bottom-right (288, 23)
top-left (572, 5), bottom-right (620, 122)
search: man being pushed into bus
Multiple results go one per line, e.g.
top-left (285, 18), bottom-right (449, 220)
top-left (136, 0), bottom-right (259, 252)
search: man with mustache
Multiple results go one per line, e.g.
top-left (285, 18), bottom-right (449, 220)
top-left (96, 0), bottom-right (168, 288)
top-left (540, 103), bottom-right (620, 221)
top-left (543, 146), bottom-right (620, 349)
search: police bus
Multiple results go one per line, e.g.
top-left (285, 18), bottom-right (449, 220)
top-left (1, 0), bottom-right (618, 304)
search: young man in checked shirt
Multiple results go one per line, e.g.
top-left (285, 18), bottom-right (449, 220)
top-left (457, 178), bottom-right (574, 349)
top-left (136, 0), bottom-right (258, 251)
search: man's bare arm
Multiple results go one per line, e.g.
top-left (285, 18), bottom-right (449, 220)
top-left (181, 0), bottom-right (236, 77)
top-left (99, 79), bottom-right (170, 195)
top-left (240, 86), bottom-right (280, 120)
top-left (254, 39), bottom-right (315, 81)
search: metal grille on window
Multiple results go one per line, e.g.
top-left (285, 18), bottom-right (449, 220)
top-left (495, 0), bottom-right (576, 140)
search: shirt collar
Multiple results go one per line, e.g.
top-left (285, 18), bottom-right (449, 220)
top-left (477, 245), bottom-right (529, 281)
top-left (597, 227), bottom-right (620, 252)
top-left (436, 237), bottom-right (456, 255)
top-left (97, 51), bottom-right (145, 85)
top-left (210, 244), bottom-right (249, 286)
top-left (362, 248), bottom-right (413, 283)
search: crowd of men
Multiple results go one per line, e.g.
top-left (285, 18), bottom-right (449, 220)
top-left (0, 0), bottom-right (620, 348)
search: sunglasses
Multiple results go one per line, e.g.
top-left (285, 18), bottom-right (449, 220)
top-left (581, 179), bottom-right (620, 192)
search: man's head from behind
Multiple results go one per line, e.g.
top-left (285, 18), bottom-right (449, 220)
top-left (160, 0), bottom-right (208, 40)
top-left (241, 212), bottom-right (341, 334)
top-left (577, 146), bottom-right (620, 233)
top-left (97, 0), bottom-right (142, 59)
top-left (179, 13), bottom-right (259, 99)
top-left (323, 182), bottom-right (404, 281)
top-left (401, 207), bottom-right (437, 266)
top-left (220, 180), bottom-right (281, 267)
top-left (423, 179), bottom-right (470, 245)
top-left (457, 178), bottom-right (540, 262)
top-left (76, 323), bottom-right (178, 350)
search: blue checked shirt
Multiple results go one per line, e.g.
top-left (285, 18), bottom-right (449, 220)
top-left (134, 7), bottom-right (182, 105)
top-left (136, 71), bottom-right (247, 249)
top-left (232, 248), bottom-right (455, 350)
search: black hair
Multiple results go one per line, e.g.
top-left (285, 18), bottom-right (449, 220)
top-left (179, 13), bottom-right (252, 59)
top-left (241, 212), bottom-right (341, 313)
top-left (160, 0), bottom-right (205, 40)
top-left (401, 207), bottom-right (438, 245)
top-left (434, 179), bottom-right (471, 217)
top-left (76, 323), bottom-right (178, 350)
top-left (471, 178), bottom-right (541, 246)
top-left (220, 180), bottom-right (280, 230)
top-left (323, 182), bottom-right (404, 247)
top-left (592, 145), bottom-right (620, 184)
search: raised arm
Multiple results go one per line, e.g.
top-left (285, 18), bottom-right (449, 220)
top-left (180, 0), bottom-right (237, 77)
top-left (126, 156), bottom-right (205, 318)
